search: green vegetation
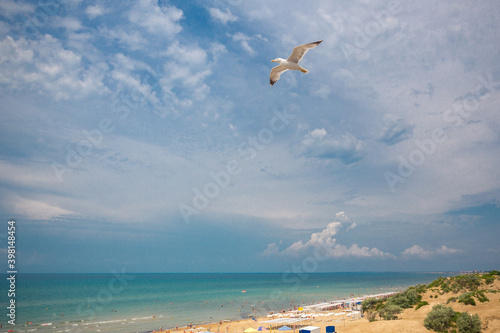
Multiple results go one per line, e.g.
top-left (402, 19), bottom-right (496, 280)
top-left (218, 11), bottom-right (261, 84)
top-left (458, 292), bottom-right (477, 306)
top-left (361, 271), bottom-right (497, 329)
top-left (361, 286), bottom-right (422, 321)
top-left (361, 297), bottom-right (382, 312)
top-left (480, 270), bottom-right (499, 284)
top-left (386, 288), bottom-right (421, 308)
top-left (456, 312), bottom-right (482, 333)
top-left (423, 272), bottom-right (498, 307)
top-left (424, 305), bottom-right (457, 332)
top-left (475, 291), bottom-right (489, 303)
top-left (415, 300), bottom-right (429, 310)
top-left (377, 304), bottom-right (402, 320)
top-left (447, 290), bottom-right (489, 306)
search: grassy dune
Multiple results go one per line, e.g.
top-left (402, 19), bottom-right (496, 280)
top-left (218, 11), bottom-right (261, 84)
top-left (358, 271), bottom-right (500, 333)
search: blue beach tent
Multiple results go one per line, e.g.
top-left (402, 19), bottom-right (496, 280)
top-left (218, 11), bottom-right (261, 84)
top-left (278, 326), bottom-right (293, 331)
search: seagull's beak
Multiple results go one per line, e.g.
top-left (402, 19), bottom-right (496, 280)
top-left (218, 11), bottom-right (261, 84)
top-left (271, 59), bottom-right (276, 62)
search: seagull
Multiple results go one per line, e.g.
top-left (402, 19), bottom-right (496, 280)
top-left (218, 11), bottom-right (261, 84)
top-left (269, 40), bottom-right (323, 86)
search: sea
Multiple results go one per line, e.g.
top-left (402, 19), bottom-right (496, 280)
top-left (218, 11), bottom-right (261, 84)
top-left (0, 272), bottom-right (453, 333)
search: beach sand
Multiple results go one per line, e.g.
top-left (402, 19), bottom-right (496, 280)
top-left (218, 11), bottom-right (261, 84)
top-left (154, 278), bottom-right (500, 333)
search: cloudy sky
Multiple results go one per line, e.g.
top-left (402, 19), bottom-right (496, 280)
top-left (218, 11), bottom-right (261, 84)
top-left (0, 0), bottom-right (499, 273)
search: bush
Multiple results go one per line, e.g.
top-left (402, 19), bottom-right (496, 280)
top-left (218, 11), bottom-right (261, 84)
top-left (424, 305), bottom-right (456, 332)
top-left (457, 312), bottom-right (482, 333)
top-left (416, 284), bottom-right (427, 294)
top-left (447, 297), bottom-right (458, 304)
top-left (453, 275), bottom-right (481, 292)
top-left (387, 293), bottom-right (411, 308)
top-left (386, 289), bottom-right (421, 309)
top-left (458, 292), bottom-right (476, 306)
top-left (405, 288), bottom-right (422, 304)
top-left (481, 275), bottom-right (495, 285)
top-left (378, 304), bottom-right (403, 320)
top-left (415, 301), bottom-right (429, 310)
top-left (481, 270), bottom-right (499, 284)
top-left (428, 276), bottom-right (446, 289)
top-left (361, 297), bottom-right (381, 312)
top-left (442, 282), bottom-right (452, 293)
top-left (475, 291), bottom-right (489, 303)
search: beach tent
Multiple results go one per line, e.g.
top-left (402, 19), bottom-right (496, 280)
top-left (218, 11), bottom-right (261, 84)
top-left (278, 326), bottom-right (292, 331)
top-left (326, 326), bottom-right (335, 333)
top-left (298, 326), bottom-right (320, 333)
top-left (258, 327), bottom-right (269, 331)
top-left (244, 328), bottom-right (258, 333)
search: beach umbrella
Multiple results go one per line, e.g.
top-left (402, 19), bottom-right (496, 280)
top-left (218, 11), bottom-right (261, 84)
top-left (244, 328), bottom-right (258, 333)
top-left (258, 327), bottom-right (269, 331)
top-left (278, 326), bottom-right (292, 331)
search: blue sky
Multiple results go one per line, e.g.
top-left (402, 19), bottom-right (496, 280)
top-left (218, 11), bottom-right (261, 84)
top-left (0, 0), bottom-right (499, 273)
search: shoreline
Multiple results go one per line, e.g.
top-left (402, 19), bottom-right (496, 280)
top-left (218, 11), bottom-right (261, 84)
top-left (150, 273), bottom-right (500, 333)
top-left (4, 272), bottom-right (451, 332)
top-left (153, 291), bottom-right (399, 333)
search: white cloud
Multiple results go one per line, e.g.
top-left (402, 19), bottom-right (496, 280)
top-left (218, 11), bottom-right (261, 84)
top-left (311, 128), bottom-right (327, 138)
top-left (9, 196), bottom-right (73, 220)
top-left (100, 27), bottom-right (148, 51)
top-left (402, 245), bottom-right (462, 259)
top-left (246, 6), bottom-right (274, 21)
top-left (85, 5), bottom-right (106, 19)
top-left (402, 245), bottom-right (433, 259)
top-left (346, 222), bottom-right (357, 231)
top-left (52, 16), bottom-right (83, 31)
top-left (165, 41), bottom-right (207, 65)
top-left (128, 0), bottom-right (183, 36)
top-left (209, 42), bottom-right (227, 62)
top-left (0, 35), bottom-right (108, 100)
top-left (208, 7), bottom-right (237, 24)
top-left (263, 212), bottom-right (393, 259)
top-left (228, 32), bottom-right (267, 55)
top-left (0, 0), bottom-right (34, 18)
top-left (436, 245), bottom-right (462, 255)
top-left (300, 131), bottom-right (365, 164)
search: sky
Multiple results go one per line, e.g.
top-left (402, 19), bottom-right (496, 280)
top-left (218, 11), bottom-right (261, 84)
top-left (0, 0), bottom-right (499, 273)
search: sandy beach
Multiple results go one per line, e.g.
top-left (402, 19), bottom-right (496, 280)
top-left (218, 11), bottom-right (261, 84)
top-left (153, 275), bottom-right (500, 333)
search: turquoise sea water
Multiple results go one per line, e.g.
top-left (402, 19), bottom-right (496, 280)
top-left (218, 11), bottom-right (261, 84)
top-left (0, 272), bottom-right (451, 333)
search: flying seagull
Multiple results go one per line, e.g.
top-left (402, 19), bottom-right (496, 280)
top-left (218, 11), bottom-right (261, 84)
top-left (269, 40), bottom-right (323, 86)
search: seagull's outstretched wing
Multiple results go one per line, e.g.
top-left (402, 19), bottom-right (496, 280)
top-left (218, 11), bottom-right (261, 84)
top-left (270, 65), bottom-right (289, 86)
top-left (287, 40), bottom-right (323, 64)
